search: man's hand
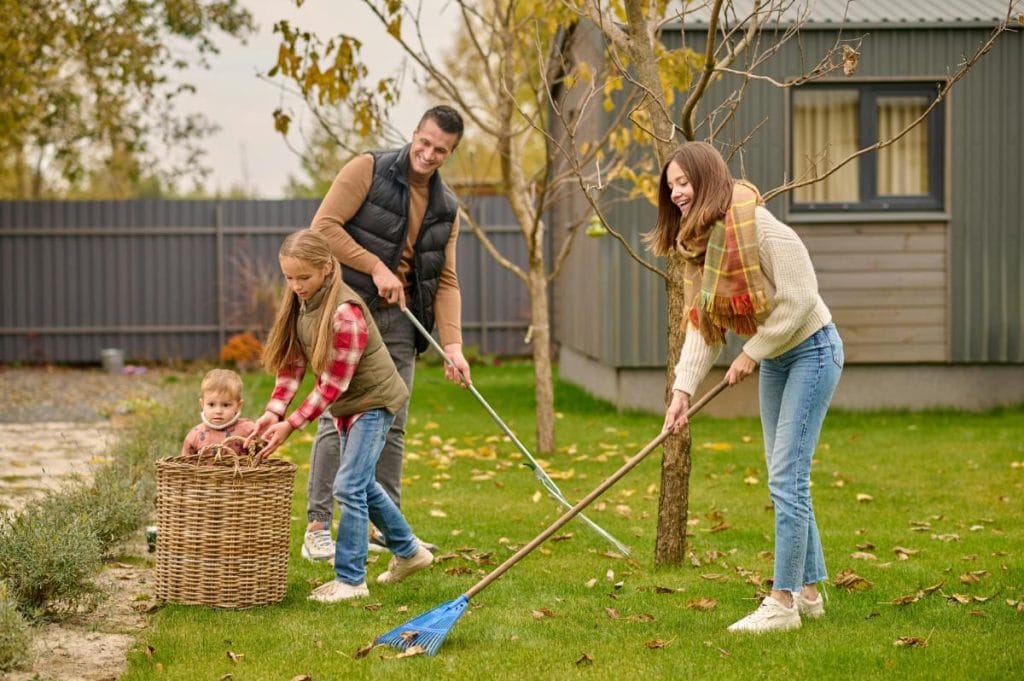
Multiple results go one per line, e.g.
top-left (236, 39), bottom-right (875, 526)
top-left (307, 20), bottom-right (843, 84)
top-left (371, 261), bottom-right (405, 308)
top-left (663, 389), bottom-right (691, 434)
top-left (726, 351), bottom-right (757, 385)
top-left (443, 343), bottom-right (471, 387)
top-left (258, 421), bottom-right (294, 459)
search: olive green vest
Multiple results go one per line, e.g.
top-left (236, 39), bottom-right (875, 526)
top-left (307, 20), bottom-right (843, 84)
top-left (295, 281), bottom-right (408, 417)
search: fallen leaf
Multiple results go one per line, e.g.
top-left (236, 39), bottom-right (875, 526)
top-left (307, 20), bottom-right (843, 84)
top-left (686, 597), bottom-right (718, 611)
top-left (931, 533), bottom-right (961, 542)
top-left (834, 569), bottom-right (873, 591)
top-left (893, 546), bottom-right (919, 560)
top-left (429, 508), bottom-right (448, 518)
top-left (363, 602), bottom-right (383, 612)
top-left (396, 645), bottom-right (426, 658)
top-left (856, 493), bottom-right (874, 503)
top-left (551, 533), bottom-right (574, 542)
top-left (575, 652), bottom-right (594, 666)
top-left (354, 641), bottom-right (376, 658)
top-left (226, 651), bottom-right (244, 663)
top-left (585, 578), bottom-right (598, 589)
top-left (894, 636), bottom-right (928, 648)
top-left (709, 521), bottom-right (731, 533)
top-left (890, 593), bottom-right (921, 606)
top-left (606, 569), bottom-right (615, 581)
top-left (615, 504), bottom-right (632, 518)
top-left (743, 476), bottom-right (759, 485)
top-left (654, 585), bottom-right (677, 594)
top-left (851, 551), bottom-right (877, 561)
top-left (532, 608), bottom-right (556, 619)
top-left (289, 676), bottom-right (312, 681)
top-left (700, 573), bottom-right (727, 581)
top-left (531, 491), bottom-right (542, 503)
top-left (217, 675), bottom-right (233, 681)
top-left (605, 607), bottom-right (620, 619)
top-left (947, 593), bottom-right (972, 604)
top-left (644, 639), bottom-right (668, 649)
top-left (921, 581), bottom-right (944, 596)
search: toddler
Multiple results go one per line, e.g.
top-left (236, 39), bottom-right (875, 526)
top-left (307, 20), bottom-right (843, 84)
top-left (180, 368), bottom-right (256, 455)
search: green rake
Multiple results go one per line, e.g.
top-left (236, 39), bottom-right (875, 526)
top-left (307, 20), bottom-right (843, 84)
top-left (401, 307), bottom-right (629, 555)
top-left (376, 378), bottom-right (730, 655)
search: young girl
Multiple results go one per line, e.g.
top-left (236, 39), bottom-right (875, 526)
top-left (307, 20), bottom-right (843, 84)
top-left (248, 229), bottom-right (433, 602)
top-left (650, 142), bottom-right (843, 633)
top-left (180, 368), bottom-right (255, 455)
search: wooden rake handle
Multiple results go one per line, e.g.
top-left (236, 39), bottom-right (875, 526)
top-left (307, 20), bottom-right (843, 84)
top-left (464, 378), bottom-right (731, 599)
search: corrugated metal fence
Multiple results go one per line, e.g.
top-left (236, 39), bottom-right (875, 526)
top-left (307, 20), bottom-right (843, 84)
top-left (0, 197), bottom-right (532, 364)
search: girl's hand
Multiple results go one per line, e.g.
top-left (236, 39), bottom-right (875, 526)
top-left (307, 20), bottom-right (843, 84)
top-left (663, 390), bottom-right (690, 433)
top-left (247, 411), bottom-right (280, 447)
top-left (258, 421), bottom-right (294, 459)
top-left (726, 351), bottom-right (757, 385)
top-left (443, 343), bottom-right (471, 387)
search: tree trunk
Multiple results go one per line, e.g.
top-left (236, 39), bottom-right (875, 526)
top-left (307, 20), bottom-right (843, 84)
top-left (654, 252), bottom-right (692, 565)
top-left (528, 261), bottom-right (556, 454)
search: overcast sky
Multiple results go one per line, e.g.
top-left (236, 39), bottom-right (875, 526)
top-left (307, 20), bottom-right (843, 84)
top-left (180, 1), bottom-right (453, 197)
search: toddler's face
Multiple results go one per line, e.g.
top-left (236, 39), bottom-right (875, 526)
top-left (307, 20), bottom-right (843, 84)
top-left (200, 390), bottom-right (242, 426)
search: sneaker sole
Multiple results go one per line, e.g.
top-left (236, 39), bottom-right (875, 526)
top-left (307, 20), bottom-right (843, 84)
top-left (301, 545), bottom-right (334, 562)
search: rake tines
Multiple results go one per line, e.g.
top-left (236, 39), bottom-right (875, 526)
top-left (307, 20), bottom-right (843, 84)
top-left (376, 595), bottom-right (470, 656)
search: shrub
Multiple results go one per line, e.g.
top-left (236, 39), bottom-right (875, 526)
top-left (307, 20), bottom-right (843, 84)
top-left (219, 331), bottom-right (264, 371)
top-left (0, 583), bottom-right (31, 672)
top-left (0, 505), bottom-right (103, 620)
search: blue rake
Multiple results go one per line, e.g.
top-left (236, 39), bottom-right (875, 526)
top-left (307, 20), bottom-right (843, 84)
top-left (376, 379), bottom-right (731, 656)
top-left (401, 307), bottom-right (629, 555)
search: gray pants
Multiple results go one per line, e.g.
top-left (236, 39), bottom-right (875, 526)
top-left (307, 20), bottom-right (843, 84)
top-left (307, 306), bottom-right (416, 524)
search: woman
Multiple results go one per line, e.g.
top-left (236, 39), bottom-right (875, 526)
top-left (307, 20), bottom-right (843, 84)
top-left (649, 141), bottom-right (843, 633)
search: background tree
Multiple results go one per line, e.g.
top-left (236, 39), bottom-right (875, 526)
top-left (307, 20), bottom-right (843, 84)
top-left (0, 0), bottom-right (254, 198)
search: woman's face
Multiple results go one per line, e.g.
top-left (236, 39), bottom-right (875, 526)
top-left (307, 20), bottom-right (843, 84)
top-left (666, 161), bottom-right (695, 218)
top-left (280, 255), bottom-right (330, 301)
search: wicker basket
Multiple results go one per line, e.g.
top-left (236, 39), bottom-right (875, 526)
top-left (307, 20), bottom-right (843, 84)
top-left (155, 440), bottom-right (297, 608)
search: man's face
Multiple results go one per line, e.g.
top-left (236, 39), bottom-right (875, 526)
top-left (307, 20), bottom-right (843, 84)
top-left (409, 118), bottom-right (459, 176)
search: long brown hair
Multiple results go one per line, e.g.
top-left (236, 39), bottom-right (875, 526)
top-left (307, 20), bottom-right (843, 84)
top-left (262, 230), bottom-right (343, 376)
top-left (644, 141), bottom-right (735, 257)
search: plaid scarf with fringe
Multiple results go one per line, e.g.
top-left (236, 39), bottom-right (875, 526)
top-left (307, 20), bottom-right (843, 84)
top-left (681, 181), bottom-right (770, 345)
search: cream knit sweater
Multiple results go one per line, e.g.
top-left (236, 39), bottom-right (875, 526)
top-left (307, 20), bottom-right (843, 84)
top-left (671, 206), bottom-right (832, 396)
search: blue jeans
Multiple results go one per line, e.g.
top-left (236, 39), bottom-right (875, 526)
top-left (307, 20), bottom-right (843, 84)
top-left (758, 323), bottom-right (843, 593)
top-left (332, 408), bottom-right (418, 585)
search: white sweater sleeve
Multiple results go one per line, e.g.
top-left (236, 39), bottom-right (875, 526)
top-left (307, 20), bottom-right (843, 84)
top-left (742, 208), bottom-right (823, 362)
top-left (671, 325), bottom-right (722, 396)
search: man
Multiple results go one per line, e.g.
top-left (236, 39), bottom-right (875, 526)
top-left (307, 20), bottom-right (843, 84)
top-left (301, 105), bottom-right (470, 561)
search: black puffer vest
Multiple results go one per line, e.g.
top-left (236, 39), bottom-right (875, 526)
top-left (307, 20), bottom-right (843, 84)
top-left (341, 145), bottom-right (458, 353)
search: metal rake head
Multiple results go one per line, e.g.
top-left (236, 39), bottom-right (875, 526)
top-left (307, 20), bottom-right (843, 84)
top-left (376, 595), bottom-right (469, 656)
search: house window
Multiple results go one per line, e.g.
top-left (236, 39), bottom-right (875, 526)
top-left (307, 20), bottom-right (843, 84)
top-left (791, 83), bottom-right (944, 211)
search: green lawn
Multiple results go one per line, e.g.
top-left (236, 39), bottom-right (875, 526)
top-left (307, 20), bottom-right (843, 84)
top-left (124, 361), bottom-right (1023, 680)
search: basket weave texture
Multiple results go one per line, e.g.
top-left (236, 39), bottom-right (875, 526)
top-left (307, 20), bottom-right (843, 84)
top-left (156, 440), bottom-right (297, 608)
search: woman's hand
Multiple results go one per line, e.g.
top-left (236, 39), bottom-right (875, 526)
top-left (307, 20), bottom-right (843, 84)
top-left (726, 351), bottom-right (757, 385)
top-left (663, 390), bottom-right (691, 433)
top-left (258, 421), bottom-right (294, 459)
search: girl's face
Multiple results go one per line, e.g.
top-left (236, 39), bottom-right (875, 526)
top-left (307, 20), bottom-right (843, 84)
top-left (200, 390), bottom-right (242, 426)
top-left (280, 256), bottom-right (331, 301)
top-left (666, 161), bottom-right (695, 218)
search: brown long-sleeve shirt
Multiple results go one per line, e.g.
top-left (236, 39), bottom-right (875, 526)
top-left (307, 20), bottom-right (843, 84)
top-left (310, 154), bottom-right (463, 347)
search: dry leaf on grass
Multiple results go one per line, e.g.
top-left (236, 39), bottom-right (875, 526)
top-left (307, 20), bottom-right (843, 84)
top-left (645, 639), bottom-right (668, 649)
top-left (532, 607), bottom-right (556, 619)
top-left (354, 641), bottom-right (376, 658)
top-left (851, 551), bottom-right (878, 561)
top-left (894, 636), bottom-right (928, 648)
top-left (575, 652), bottom-right (594, 666)
top-left (834, 569), bottom-right (873, 590)
top-left (396, 645), bottom-right (426, 658)
top-left (856, 493), bottom-right (874, 502)
top-left (605, 607), bottom-right (620, 619)
top-left (686, 597), bottom-right (718, 611)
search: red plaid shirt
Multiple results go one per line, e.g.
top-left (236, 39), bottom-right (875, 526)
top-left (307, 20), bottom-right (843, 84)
top-left (266, 302), bottom-right (369, 432)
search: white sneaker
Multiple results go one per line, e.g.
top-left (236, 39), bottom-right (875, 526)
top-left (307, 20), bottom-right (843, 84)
top-left (727, 596), bottom-right (801, 633)
top-left (376, 544), bottom-right (433, 584)
top-left (795, 592), bottom-right (825, 619)
top-left (308, 580), bottom-right (369, 602)
top-left (301, 529), bottom-right (335, 562)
